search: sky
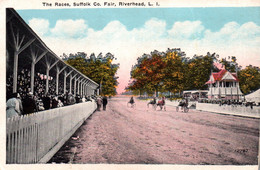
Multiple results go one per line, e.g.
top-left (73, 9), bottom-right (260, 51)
top-left (17, 7), bottom-right (260, 94)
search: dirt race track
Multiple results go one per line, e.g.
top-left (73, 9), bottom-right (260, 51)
top-left (49, 96), bottom-right (259, 165)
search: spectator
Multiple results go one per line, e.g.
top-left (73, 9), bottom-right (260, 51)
top-left (76, 94), bottom-right (81, 103)
top-left (22, 92), bottom-right (37, 115)
top-left (96, 96), bottom-right (102, 111)
top-left (52, 96), bottom-right (59, 109)
top-left (57, 99), bottom-right (64, 107)
top-left (6, 98), bottom-right (19, 119)
top-left (82, 95), bottom-right (86, 102)
top-left (42, 93), bottom-right (51, 110)
top-left (102, 96), bottom-right (108, 111)
top-left (7, 93), bottom-right (23, 116)
top-left (37, 100), bottom-right (45, 111)
top-left (58, 94), bottom-right (65, 105)
top-left (16, 93), bottom-right (23, 115)
top-left (67, 93), bottom-right (76, 105)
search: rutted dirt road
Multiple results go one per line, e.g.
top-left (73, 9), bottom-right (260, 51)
top-left (49, 96), bottom-right (259, 165)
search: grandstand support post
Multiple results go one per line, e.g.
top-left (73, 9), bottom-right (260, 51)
top-left (86, 83), bottom-right (89, 96)
top-left (80, 79), bottom-right (83, 95)
top-left (86, 82), bottom-right (89, 95)
top-left (84, 84), bottom-right (86, 96)
top-left (63, 71), bottom-right (67, 94)
top-left (10, 23), bottom-right (36, 93)
top-left (74, 78), bottom-right (76, 95)
top-left (56, 67), bottom-right (60, 95)
top-left (86, 82), bottom-right (88, 96)
top-left (13, 51), bottom-right (18, 93)
top-left (89, 83), bottom-right (93, 95)
top-left (70, 74), bottom-right (77, 94)
top-left (74, 76), bottom-right (80, 96)
top-left (83, 80), bottom-right (87, 96)
top-left (30, 48), bottom-right (48, 93)
top-left (64, 70), bottom-right (73, 94)
top-left (83, 80), bottom-right (86, 96)
top-left (87, 81), bottom-right (91, 95)
top-left (81, 81), bottom-right (84, 96)
top-left (69, 74), bottom-right (72, 94)
top-left (81, 80), bottom-right (84, 96)
top-left (45, 59), bottom-right (59, 95)
top-left (86, 81), bottom-right (91, 96)
top-left (56, 65), bottom-right (67, 95)
top-left (80, 79), bottom-right (82, 96)
top-left (77, 78), bottom-right (81, 95)
top-left (82, 82), bottom-right (85, 96)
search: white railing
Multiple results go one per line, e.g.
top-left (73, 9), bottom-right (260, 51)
top-left (196, 103), bottom-right (260, 118)
top-left (209, 87), bottom-right (241, 96)
top-left (6, 101), bottom-right (97, 164)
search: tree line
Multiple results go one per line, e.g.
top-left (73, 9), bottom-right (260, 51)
top-left (62, 52), bottom-right (119, 96)
top-left (127, 48), bottom-right (260, 96)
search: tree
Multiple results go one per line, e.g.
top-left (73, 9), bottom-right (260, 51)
top-left (128, 49), bottom-right (218, 96)
top-left (161, 50), bottom-right (185, 94)
top-left (238, 65), bottom-right (260, 94)
top-left (184, 53), bottom-right (217, 90)
top-left (128, 49), bottom-right (186, 96)
top-left (219, 56), bottom-right (239, 72)
top-left (65, 52), bottom-right (119, 96)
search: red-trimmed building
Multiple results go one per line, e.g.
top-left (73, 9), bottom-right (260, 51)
top-left (206, 69), bottom-right (243, 100)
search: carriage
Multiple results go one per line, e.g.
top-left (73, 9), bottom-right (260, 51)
top-left (176, 100), bottom-right (189, 112)
top-left (147, 97), bottom-right (166, 111)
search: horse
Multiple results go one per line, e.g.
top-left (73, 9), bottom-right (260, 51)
top-left (147, 98), bottom-right (157, 110)
top-left (156, 97), bottom-right (166, 111)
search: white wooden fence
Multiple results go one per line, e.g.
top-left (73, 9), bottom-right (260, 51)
top-left (196, 103), bottom-right (260, 118)
top-left (6, 101), bottom-right (97, 164)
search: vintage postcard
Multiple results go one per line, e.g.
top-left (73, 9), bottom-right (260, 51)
top-left (1, 0), bottom-right (259, 170)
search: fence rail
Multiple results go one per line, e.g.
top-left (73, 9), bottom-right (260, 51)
top-left (196, 103), bottom-right (260, 118)
top-left (6, 101), bottom-right (97, 164)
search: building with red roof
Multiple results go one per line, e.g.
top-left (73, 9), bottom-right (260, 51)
top-left (206, 69), bottom-right (243, 100)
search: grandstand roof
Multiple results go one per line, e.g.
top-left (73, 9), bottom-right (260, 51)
top-left (7, 8), bottom-right (99, 88)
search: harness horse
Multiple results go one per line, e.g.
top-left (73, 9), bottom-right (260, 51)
top-left (147, 98), bottom-right (157, 110)
top-left (176, 100), bottom-right (189, 112)
top-left (157, 97), bottom-right (166, 111)
top-left (147, 97), bottom-right (166, 111)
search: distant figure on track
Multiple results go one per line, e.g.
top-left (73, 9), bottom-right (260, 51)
top-left (102, 96), bottom-right (108, 111)
top-left (127, 96), bottom-right (136, 108)
top-left (96, 96), bottom-right (102, 111)
top-left (130, 96), bottom-right (134, 104)
top-left (157, 97), bottom-right (166, 111)
top-left (147, 97), bottom-right (156, 109)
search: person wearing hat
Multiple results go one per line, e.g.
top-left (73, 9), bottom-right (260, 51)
top-left (42, 93), bottom-right (51, 110)
top-left (6, 93), bottom-right (21, 119)
top-left (96, 96), bottom-right (102, 111)
top-left (16, 93), bottom-right (23, 115)
top-left (22, 92), bottom-right (37, 115)
top-left (6, 98), bottom-right (19, 119)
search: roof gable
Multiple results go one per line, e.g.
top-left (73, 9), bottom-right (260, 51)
top-left (206, 69), bottom-right (239, 84)
top-left (212, 69), bottom-right (227, 81)
top-left (222, 72), bottom-right (236, 81)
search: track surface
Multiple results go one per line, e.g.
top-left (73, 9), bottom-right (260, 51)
top-left (49, 96), bottom-right (259, 165)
